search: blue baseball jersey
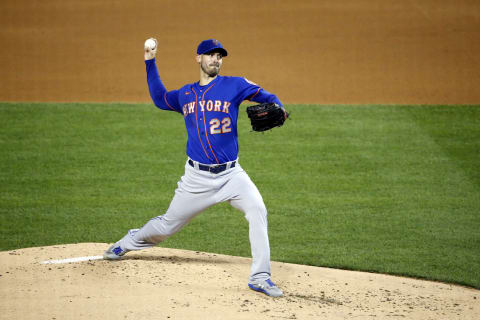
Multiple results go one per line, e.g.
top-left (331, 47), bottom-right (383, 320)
top-left (146, 58), bottom-right (283, 164)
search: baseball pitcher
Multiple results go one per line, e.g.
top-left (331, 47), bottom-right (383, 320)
top-left (104, 38), bottom-right (288, 297)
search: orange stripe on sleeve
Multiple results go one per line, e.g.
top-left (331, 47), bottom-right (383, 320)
top-left (163, 93), bottom-right (177, 111)
top-left (247, 87), bottom-right (261, 101)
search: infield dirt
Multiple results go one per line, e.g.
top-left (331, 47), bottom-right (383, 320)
top-left (1, 243), bottom-right (479, 320)
top-left (1, 1), bottom-right (479, 319)
top-left (1, 0), bottom-right (479, 104)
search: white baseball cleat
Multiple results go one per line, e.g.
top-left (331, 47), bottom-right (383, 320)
top-left (248, 279), bottom-right (283, 297)
top-left (103, 244), bottom-right (128, 260)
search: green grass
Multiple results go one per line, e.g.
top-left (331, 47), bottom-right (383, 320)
top-left (1, 102), bottom-right (479, 289)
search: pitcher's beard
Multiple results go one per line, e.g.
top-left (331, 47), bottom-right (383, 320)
top-left (201, 63), bottom-right (220, 77)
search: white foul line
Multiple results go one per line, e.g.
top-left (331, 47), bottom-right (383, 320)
top-left (41, 256), bottom-right (104, 264)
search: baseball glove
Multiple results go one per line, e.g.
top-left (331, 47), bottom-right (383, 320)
top-left (246, 103), bottom-right (289, 132)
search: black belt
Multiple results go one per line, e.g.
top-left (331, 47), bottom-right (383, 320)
top-left (188, 159), bottom-right (236, 174)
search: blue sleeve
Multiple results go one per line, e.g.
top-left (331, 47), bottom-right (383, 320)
top-left (248, 88), bottom-right (283, 107)
top-left (145, 59), bottom-right (182, 113)
top-left (237, 78), bottom-right (283, 107)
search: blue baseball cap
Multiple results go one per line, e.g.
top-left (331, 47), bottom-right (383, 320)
top-left (197, 39), bottom-right (228, 57)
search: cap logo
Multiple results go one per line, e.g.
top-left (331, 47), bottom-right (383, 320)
top-left (197, 39), bottom-right (228, 57)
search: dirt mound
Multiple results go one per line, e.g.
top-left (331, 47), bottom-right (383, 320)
top-left (0, 243), bottom-right (478, 319)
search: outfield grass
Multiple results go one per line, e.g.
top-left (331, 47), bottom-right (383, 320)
top-left (0, 103), bottom-right (479, 288)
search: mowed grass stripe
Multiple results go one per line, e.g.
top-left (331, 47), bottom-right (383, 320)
top-left (0, 103), bottom-right (479, 288)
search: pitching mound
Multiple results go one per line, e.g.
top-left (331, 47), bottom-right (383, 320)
top-left (0, 243), bottom-right (478, 319)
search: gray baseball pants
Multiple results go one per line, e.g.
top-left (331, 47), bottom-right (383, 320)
top-left (116, 159), bottom-right (271, 283)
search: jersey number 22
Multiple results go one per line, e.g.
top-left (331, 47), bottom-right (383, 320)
top-left (210, 117), bottom-right (232, 134)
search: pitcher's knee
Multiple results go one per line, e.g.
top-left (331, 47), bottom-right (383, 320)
top-left (244, 202), bottom-right (268, 221)
top-left (134, 215), bottom-right (186, 245)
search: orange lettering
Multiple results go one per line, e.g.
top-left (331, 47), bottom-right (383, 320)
top-left (214, 100), bottom-right (222, 112)
top-left (188, 102), bottom-right (195, 114)
top-left (206, 100), bottom-right (213, 112)
top-left (222, 101), bottom-right (231, 114)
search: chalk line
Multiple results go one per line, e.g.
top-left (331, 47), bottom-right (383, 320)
top-left (41, 256), bottom-right (104, 264)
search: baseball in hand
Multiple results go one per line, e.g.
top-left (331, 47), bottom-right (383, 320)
top-left (144, 38), bottom-right (157, 51)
